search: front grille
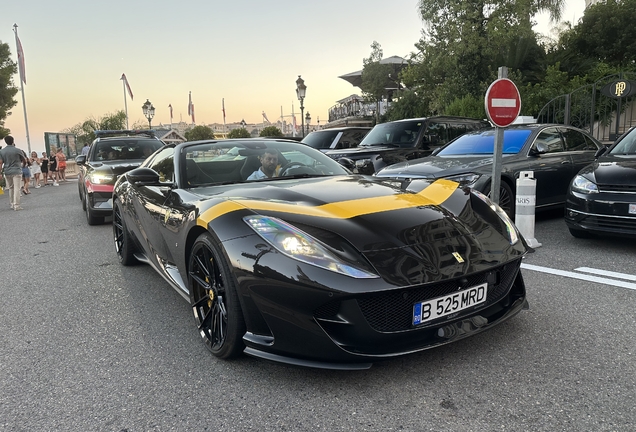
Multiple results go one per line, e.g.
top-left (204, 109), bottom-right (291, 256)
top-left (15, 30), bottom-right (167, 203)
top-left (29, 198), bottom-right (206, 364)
top-left (599, 184), bottom-right (636, 193)
top-left (315, 259), bottom-right (521, 333)
top-left (580, 214), bottom-right (636, 231)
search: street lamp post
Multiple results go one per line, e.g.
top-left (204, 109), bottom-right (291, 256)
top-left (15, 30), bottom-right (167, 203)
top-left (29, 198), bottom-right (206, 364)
top-left (296, 75), bottom-right (307, 137)
top-left (142, 99), bottom-right (155, 130)
top-left (305, 112), bottom-right (311, 135)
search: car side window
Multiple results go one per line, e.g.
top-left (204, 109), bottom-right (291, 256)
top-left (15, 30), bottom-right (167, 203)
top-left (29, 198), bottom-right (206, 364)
top-left (423, 122), bottom-right (449, 147)
top-left (447, 123), bottom-right (467, 141)
top-left (534, 128), bottom-right (563, 153)
top-left (560, 128), bottom-right (592, 151)
top-left (148, 147), bottom-right (175, 183)
top-left (339, 130), bottom-right (367, 149)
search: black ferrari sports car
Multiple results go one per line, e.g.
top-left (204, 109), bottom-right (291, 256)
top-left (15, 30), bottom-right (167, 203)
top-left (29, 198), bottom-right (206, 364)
top-left (113, 138), bottom-right (529, 369)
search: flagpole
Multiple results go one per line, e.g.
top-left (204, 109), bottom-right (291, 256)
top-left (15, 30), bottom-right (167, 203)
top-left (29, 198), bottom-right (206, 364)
top-left (222, 98), bottom-right (226, 132)
top-left (13, 24), bottom-right (31, 154)
top-left (122, 79), bottom-right (129, 129)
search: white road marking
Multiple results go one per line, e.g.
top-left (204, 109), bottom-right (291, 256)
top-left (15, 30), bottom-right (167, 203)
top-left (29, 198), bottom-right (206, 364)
top-left (574, 267), bottom-right (636, 282)
top-left (521, 263), bottom-right (636, 291)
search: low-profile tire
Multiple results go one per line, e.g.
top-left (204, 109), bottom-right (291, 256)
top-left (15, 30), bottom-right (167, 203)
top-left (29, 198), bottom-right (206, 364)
top-left (484, 180), bottom-right (515, 219)
top-left (113, 198), bottom-right (138, 266)
top-left (85, 196), bottom-right (104, 225)
top-left (81, 187), bottom-right (87, 211)
top-left (188, 232), bottom-right (245, 359)
top-left (568, 227), bottom-right (593, 239)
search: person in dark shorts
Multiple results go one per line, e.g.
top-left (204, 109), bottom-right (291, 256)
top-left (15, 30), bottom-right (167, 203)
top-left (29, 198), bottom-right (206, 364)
top-left (40, 152), bottom-right (49, 186)
top-left (48, 151), bottom-right (59, 186)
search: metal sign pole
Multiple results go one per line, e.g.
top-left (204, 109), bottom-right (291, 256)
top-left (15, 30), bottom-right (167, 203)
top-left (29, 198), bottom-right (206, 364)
top-left (490, 67), bottom-right (508, 205)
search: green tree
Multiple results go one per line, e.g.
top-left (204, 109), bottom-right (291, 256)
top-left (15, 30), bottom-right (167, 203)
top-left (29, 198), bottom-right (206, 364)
top-left (259, 126), bottom-right (283, 137)
top-left (185, 125), bottom-right (215, 141)
top-left (61, 111), bottom-right (128, 147)
top-left (0, 41), bottom-right (19, 138)
top-left (571, 0), bottom-right (636, 68)
top-left (360, 41), bottom-right (392, 121)
top-left (407, 0), bottom-right (565, 114)
top-left (227, 128), bottom-right (251, 138)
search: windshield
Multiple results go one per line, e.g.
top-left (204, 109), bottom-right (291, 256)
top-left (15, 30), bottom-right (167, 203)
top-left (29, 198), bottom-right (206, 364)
top-left (437, 129), bottom-right (532, 155)
top-left (183, 140), bottom-right (350, 187)
top-left (301, 130), bottom-right (339, 149)
top-left (610, 128), bottom-right (636, 155)
top-left (91, 139), bottom-right (163, 161)
top-left (359, 120), bottom-right (424, 147)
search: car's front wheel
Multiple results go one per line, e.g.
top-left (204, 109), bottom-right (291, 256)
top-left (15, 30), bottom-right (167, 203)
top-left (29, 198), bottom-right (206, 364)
top-left (484, 180), bottom-right (514, 219)
top-left (85, 195), bottom-right (104, 225)
top-left (188, 233), bottom-right (245, 359)
top-left (113, 198), bottom-right (138, 266)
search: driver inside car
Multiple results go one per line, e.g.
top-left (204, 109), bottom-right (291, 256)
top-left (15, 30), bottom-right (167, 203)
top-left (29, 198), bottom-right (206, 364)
top-left (247, 150), bottom-right (281, 180)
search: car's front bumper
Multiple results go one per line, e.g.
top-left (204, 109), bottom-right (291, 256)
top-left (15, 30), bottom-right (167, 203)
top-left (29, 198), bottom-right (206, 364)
top-left (565, 190), bottom-right (636, 236)
top-left (86, 184), bottom-right (115, 216)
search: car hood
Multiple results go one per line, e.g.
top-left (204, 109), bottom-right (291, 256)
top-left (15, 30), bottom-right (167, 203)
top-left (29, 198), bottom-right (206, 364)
top-left (583, 155), bottom-right (636, 185)
top-left (88, 160), bottom-right (145, 175)
top-left (376, 155), bottom-right (496, 178)
top-left (196, 176), bottom-right (524, 285)
top-left (325, 145), bottom-right (404, 158)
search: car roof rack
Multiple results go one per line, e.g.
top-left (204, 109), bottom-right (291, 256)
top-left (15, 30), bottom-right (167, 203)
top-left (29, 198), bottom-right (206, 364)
top-left (95, 130), bottom-right (156, 138)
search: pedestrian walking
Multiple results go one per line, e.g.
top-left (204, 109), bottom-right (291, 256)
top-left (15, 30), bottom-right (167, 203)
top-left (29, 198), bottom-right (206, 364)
top-left (29, 151), bottom-right (42, 187)
top-left (56, 148), bottom-right (67, 182)
top-left (40, 152), bottom-right (49, 186)
top-left (0, 135), bottom-right (28, 211)
top-left (49, 151), bottom-right (59, 186)
top-left (21, 158), bottom-right (32, 195)
top-left (81, 143), bottom-right (90, 156)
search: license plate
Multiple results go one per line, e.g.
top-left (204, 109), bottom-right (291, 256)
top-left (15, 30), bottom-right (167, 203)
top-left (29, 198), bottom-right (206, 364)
top-left (413, 283), bottom-right (488, 326)
top-left (630, 204), bottom-right (636, 215)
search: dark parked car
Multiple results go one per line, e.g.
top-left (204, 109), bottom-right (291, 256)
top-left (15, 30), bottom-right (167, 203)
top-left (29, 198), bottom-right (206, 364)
top-left (112, 138), bottom-right (529, 369)
top-left (301, 127), bottom-right (371, 151)
top-left (375, 124), bottom-right (602, 217)
top-left (565, 126), bottom-right (636, 238)
top-left (76, 130), bottom-right (164, 225)
top-left (324, 116), bottom-right (489, 174)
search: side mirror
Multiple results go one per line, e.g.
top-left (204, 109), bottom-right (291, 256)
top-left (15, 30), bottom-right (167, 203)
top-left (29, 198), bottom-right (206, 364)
top-left (529, 142), bottom-right (548, 156)
top-left (594, 146), bottom-right (607, 158)
top-left (75, 155), bottom-right (86, 165)
top-left (126, 167), bottom-right (161, 186)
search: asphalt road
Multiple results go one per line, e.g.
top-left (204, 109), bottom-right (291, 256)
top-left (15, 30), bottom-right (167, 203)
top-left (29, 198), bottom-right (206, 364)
top-left (1, 182), bottom-right (635, 431)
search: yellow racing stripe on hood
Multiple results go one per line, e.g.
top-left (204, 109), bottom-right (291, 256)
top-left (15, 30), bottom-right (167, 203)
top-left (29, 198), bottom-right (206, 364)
top-left (197, 179), bottom-right (458, 227)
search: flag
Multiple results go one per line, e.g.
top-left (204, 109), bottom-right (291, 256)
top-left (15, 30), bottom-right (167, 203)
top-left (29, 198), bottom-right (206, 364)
top-left (16, 34), bottom-right (26, 85)
top-left (121, 74), bottom-right (133, 100)
top-left (188, 92), bottom-right (193, 115)
top-left (191, 103), bottom-right (196, 124)
top-left (222, 98), bottom-right (226, 121)
top-left (262, 111), bottom-right (270, 124)
top-left (169, 104), bottom-right (173, 120)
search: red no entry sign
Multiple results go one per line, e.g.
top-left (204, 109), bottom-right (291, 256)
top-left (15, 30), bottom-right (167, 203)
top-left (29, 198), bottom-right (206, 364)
top-left (485, 78), bottom-right (521, 127)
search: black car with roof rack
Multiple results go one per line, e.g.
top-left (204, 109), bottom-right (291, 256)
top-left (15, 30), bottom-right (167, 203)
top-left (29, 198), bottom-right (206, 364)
top-left (324, 116), bottom-right (489, 175)
top-left (76, 130), bottom-right (164, 225)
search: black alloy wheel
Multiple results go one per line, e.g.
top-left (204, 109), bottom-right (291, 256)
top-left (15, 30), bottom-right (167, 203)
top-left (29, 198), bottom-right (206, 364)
top-left (113, 198), bottom-right (138, 266)
top-left (485, 181), bottom-right (514, 219)
top-left (188, 233), bottom-right (245, 359)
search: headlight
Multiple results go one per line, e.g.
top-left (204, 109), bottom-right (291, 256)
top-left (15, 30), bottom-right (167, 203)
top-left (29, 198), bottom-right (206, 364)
top-left (244, 216), bottom-right (378, 279)
top-left (471, 190), bottom-right (519, 245)
top-left (355, 159), bottom-right (372, 168)
top-left (88, 173), bottom-right (115, 184)
top-left (571, 175), bottom-right (598, 194)
top-left (443, 173), bottom-right (481, 187)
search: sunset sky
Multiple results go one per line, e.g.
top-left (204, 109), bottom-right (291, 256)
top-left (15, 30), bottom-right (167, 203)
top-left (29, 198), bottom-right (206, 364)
top-left (2, 0), bottom-right (584, 154)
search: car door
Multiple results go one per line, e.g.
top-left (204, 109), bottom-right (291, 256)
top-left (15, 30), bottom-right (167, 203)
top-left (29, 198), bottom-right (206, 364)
top-left (129, 147), bottom-right (176, 265)
top-left (524, 127), bottom-right (573, 207)
top-left (559, 127), bottom-right (601, 174)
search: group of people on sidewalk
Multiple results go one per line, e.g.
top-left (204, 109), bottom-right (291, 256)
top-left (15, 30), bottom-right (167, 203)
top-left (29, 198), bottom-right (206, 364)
top-left (0, 135), bottom-right (70, 211)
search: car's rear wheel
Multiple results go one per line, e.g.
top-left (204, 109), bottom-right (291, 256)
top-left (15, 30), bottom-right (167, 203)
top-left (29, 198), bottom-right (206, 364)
top-left (188, 233), bottom-right (245, 359)
top-left (484, 181), bottom-right (514, 219)
top-left (113, 198), bottom-right (138, 266)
